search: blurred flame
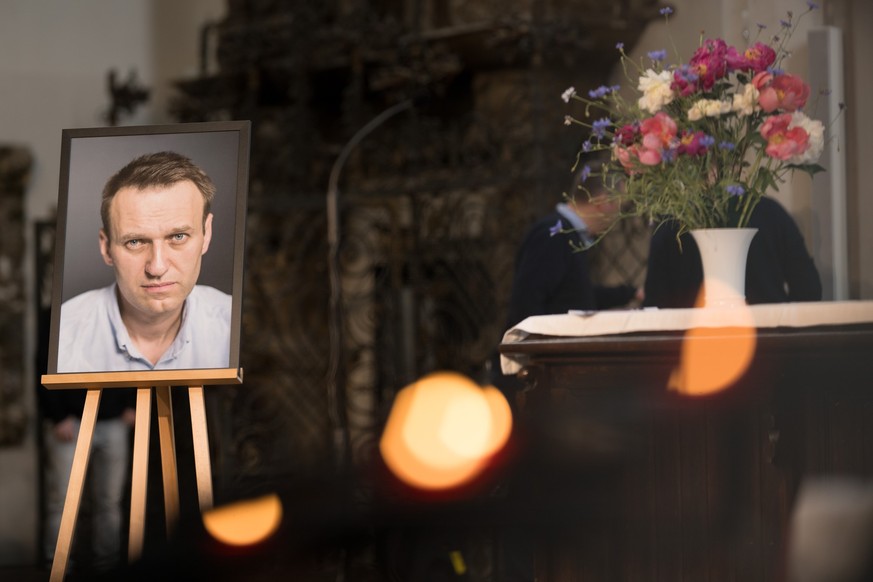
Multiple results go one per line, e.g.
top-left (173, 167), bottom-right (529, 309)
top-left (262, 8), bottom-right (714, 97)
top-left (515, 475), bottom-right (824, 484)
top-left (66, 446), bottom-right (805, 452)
top-left (203, 494), bottom-right (283, 547)
top-left (380, 372), bottom-right (513, 490)
top-left (669, 294), bottom-right (757, 396)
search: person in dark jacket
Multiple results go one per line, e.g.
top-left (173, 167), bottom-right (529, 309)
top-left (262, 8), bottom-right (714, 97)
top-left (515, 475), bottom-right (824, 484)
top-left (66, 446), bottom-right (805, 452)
top-left (643, 196), bottom-right (822, 308)
top-left (491, 158), bottom-right (640, 405)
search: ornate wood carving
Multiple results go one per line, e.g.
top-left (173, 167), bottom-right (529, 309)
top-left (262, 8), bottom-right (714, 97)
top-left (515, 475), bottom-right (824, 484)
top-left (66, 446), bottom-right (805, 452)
top-left (171, 0), bottom-right (662, 490)
top-left (0, 146), bottom-right (32, 446)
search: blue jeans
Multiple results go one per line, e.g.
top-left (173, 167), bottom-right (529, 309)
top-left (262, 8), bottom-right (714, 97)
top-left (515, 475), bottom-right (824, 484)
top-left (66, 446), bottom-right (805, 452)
top-left (44, 416), bottom-right (130, 571)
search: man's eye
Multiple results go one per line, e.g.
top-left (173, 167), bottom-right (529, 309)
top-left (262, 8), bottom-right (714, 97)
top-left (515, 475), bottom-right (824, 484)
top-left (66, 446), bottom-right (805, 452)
top-left (171, 233), bottom-right (188, 242)
top-left (125, 239), bottom-right (142, 249)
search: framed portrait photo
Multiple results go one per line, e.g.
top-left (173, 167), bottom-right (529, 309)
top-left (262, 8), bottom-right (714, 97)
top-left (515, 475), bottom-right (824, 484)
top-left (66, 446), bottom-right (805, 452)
top-left (42, 121), bottom-right (250, 388)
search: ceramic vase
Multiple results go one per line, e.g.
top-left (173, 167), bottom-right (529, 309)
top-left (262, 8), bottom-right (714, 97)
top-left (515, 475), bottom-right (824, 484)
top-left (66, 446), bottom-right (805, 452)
top-left (689, 228), bottom-right (758, 308)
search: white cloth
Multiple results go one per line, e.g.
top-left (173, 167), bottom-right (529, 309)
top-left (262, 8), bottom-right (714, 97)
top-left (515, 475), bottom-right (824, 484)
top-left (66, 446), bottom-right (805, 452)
top-left (57, 283), bottom-right (232, 372)
top-left (500, 301), bottom-right (873, 374)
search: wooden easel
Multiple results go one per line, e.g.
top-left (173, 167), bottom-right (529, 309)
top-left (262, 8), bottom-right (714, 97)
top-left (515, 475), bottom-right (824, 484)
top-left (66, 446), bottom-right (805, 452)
top-left (41, 368), bottom-right (243, 582)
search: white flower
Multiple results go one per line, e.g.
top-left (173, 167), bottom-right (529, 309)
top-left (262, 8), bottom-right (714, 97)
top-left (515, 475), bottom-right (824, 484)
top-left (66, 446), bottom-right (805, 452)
top-left (731, 83), bottom-right (760, 117)
top-left (787, 111), bottom-right (825, 164)
top-left (561, 87), bottom-right (577, 103)
top-left (687, 98), bottom-right (732, 121)
top-left (637, 69), bottom-right (674, 113)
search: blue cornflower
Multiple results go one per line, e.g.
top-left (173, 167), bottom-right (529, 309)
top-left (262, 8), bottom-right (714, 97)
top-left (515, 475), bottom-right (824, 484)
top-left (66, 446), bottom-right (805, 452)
top-left (675, 64), bottom-right (699, 83)
top-left (780, 19), bottom-right (791, 28)
top-left (660, 7), bottom-right (673, 15)
top-left (592, 118), bottom-right (611, 139)
top-left (581, 140), bottom-right (593, 152)
top-left (718, 141), bottom-right (736, 151)
top-left (757, 23), bottom-right (767, 30)
top-left (727, 184), bottom-right (746, 197)
top-left (549, 219), bottom-right (563, 237)
top-left (662, 149), bottom-right (677, 164)
top-left (806, 1), bottom-right (819, 10)
top-left (588, 85), bottom-right (613, 99)
top-left (648, 49), bottom-right (667, 62)
top-left (700, 135), bottom-right (716, 148)
top-left (580, 164), bottom-right (592, 183)
top-left (616, 42), bottom-right (625, 51)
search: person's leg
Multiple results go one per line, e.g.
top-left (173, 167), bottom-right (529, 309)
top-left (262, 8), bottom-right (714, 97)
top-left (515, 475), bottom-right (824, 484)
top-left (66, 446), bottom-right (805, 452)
top-left (43, 419), bottom-right (79, 565)
top-left (89, 418), bottom-right (131, 571)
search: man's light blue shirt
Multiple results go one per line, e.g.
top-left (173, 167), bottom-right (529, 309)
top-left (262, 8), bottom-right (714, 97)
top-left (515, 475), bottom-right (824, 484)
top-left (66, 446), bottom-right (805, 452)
top-left (57, 284), bottom-right (232, 373)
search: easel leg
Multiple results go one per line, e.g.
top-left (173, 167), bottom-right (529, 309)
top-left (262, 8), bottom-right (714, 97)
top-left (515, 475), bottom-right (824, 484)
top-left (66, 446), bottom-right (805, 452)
top-left (50, 389), bottom-right (102, 582)
top-left (128, 387), bottom-right (152, 562)
top-left (155, 386), bottom-right (180, 536)
top-left (188, 386), bottom-right (214, 511)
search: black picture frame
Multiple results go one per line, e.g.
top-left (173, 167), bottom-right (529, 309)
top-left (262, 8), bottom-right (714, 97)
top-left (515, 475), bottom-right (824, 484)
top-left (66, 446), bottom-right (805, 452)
top-left (44, 121), bottom-right (249, 386)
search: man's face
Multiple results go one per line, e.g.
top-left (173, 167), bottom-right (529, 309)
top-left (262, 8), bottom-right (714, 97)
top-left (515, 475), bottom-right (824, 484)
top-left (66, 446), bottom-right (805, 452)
top-left (584, 193), bottom-right (621, 236)
top-left (99, 180), bottom-right (213, 324)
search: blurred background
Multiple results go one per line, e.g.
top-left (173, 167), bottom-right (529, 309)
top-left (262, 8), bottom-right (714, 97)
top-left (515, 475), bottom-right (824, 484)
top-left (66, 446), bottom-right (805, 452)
top-left (1, 0), bottom-right (872, 580)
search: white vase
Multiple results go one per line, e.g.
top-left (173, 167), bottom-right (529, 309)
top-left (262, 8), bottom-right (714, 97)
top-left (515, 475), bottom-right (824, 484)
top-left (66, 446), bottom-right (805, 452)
top-left (689, 228), bottom-right (758, 308)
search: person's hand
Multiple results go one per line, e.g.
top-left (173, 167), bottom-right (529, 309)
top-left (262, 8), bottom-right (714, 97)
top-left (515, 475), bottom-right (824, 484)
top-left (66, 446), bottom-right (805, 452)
top-left (52, 417), bottom-right (77, 442)
top-left (122, 407), bottom-right (137, 427)
top-left (635, 287), bottom-right (645, 303)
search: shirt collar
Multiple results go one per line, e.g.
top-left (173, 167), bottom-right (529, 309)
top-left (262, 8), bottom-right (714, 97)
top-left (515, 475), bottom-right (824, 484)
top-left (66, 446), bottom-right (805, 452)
top-left (555, 203), bottom-right (593, 246)
top-left (106, 283), bottom-right (192, 368)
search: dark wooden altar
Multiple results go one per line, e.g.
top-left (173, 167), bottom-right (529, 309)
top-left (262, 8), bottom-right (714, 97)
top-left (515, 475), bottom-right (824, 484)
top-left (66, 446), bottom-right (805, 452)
top-left (499, 321), bottom-right (873, 581)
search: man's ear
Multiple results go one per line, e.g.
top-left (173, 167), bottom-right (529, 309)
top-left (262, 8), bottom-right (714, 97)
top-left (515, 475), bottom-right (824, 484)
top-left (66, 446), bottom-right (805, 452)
top-left (201, 213), bottom-right (213, 255)
top-left (98, 229), bottom-right (114, 266)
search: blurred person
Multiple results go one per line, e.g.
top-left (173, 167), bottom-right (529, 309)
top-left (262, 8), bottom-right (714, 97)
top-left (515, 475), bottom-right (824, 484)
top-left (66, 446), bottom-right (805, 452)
top-left (492, 156), bottom-right (641, 404)
top-left (40, 384), bottom-right (135, 572)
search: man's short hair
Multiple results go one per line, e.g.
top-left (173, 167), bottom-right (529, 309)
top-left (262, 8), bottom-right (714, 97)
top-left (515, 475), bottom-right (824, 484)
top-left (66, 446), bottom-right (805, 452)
top-left (101, 151), bottom-right (216, 236)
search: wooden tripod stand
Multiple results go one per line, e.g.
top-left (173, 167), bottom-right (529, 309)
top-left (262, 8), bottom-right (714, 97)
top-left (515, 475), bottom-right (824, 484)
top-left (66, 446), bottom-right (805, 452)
top-left (41, 368), bottom-right (243, 582)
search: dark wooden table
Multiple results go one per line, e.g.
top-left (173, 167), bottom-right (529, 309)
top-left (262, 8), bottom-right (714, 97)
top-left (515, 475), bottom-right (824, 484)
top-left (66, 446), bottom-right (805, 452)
top-left (499, 323), bottom-right (873, 581)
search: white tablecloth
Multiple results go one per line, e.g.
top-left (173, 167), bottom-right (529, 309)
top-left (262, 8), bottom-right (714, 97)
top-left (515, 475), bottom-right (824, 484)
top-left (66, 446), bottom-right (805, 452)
top-left (500, 301), bottom-right (873, 374)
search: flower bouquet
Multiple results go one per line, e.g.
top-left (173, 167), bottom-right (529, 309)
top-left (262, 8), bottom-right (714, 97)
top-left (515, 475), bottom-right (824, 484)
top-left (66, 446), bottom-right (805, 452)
top-left (563, 2), bottom-right (830, 234)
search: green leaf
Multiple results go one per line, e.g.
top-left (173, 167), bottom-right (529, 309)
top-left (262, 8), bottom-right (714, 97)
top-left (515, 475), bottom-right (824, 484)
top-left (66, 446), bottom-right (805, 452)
top-left (787, 163), bottom-right (827, 176)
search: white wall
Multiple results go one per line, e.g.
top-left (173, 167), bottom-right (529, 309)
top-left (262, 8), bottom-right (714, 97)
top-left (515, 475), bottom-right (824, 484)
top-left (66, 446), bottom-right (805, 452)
top-left (0, 0), bottom-right (223, 565)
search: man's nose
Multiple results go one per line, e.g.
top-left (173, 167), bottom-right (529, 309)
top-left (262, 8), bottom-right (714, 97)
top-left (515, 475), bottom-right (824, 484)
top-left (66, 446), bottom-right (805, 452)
top-left (145, 243), bottom-right (169, 277)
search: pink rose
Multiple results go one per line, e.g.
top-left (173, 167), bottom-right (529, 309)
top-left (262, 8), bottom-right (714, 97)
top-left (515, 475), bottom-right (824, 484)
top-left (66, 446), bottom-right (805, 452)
top-left (614, 144), bottom-right (640, 172)
top-left (726, 42), bottom-right (777, 73)
top-left (756, 73), bottom-right (810, 113)
top-left (752, 71), bottom-right (773, 90)
top-left (640, 112), bottom-right (678, 149)
top-left (637, 112), bottom-right (678, 165)
top-left (759, 113), bottom-right (810, 160)
top-left (637, 147), bottom-right (663, 166)
top-left (689, 39), bottom-right (730, 90)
